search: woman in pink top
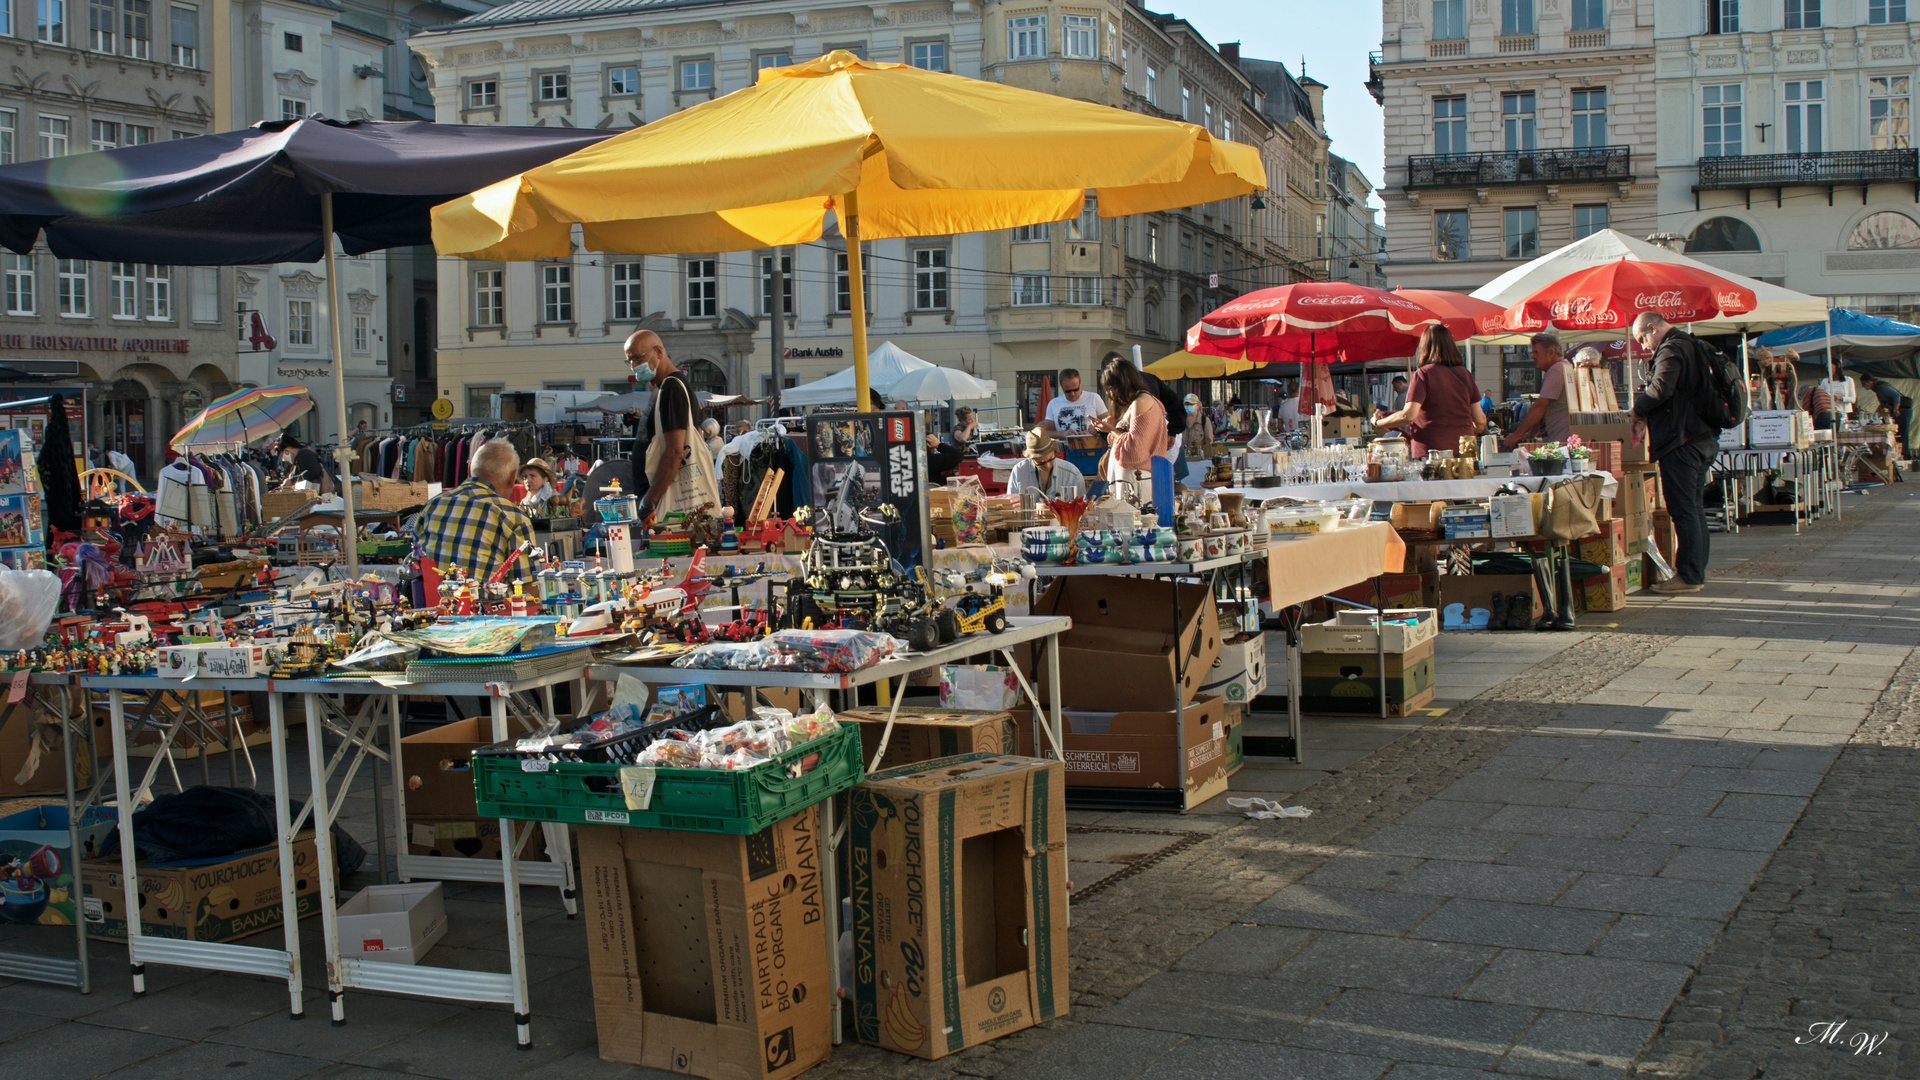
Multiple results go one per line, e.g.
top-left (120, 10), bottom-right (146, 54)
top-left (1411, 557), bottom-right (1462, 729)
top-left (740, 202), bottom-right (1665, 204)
top-left (1093, 357), bottom-right (1170, 477)
top-left (1375, 324), bottom-right (1486, 457)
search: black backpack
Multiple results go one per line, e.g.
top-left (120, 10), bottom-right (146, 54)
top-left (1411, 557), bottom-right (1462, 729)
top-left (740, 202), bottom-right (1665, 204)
top-left (1140, 371), bottom-right (1189, 437)
top-left (1686, 335), bottom-right (1748, 431)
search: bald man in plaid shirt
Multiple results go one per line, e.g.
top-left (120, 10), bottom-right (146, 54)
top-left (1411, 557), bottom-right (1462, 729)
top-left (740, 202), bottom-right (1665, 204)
top-left (417, 438), bottom-right (534, 582)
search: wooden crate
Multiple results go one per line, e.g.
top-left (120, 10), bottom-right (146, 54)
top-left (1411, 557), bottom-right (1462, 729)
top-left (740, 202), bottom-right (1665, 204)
top-left (354, 477), bottom-right (434, 512)
top-left (261, 490), bottom-right (314, 523)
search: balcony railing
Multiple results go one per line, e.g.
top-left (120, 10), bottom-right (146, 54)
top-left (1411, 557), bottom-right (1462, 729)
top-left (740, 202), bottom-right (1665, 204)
top-left (1695, 149), bottom-right (1918, 190)
top-left (1568, 28), bottom-right (1608, 48)
top-left (1498, 34), bottom-right (1537, 53)
top-left (1407, 146), bottom-right (1633, 189)
top-left (1428, 39), bottom-right (1466, 58)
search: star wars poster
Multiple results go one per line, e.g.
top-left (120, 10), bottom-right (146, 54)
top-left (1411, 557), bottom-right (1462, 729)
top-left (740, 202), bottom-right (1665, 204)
top-left (806, 411), bottom-right (930, 572)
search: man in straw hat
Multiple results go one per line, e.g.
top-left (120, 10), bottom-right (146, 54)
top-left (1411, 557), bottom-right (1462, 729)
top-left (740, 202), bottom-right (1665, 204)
top-left (1008, 428), bottom-right (1086, 508)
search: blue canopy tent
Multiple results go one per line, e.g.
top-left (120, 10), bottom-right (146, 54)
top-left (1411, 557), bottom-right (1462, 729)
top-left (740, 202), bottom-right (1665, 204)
top-left (1757, 309), bottom-right (1920, 376)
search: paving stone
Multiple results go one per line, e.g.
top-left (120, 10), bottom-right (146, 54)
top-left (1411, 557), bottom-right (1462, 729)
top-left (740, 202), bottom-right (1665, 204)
top-left (1496, 836), bottom-right (1678, 877)
top-left (1244, 884), bottom-right (1447, 935)
top-left (1354, 825), bottom-right (1524, 864)
top-left (995, 1022), bottom-right (1187, 1080)
top-left (1173, 924), bottom-right (1319, 977)
top-left (1591, 914), bottom-right (1724, 966)
top-left (1091, 971), bottom-right (1338, 1043)
top-left (1389, 860), bottom-right (1579, 905)
top-left (208, 994), bottom-right (467, 1062)
top-left (1462, 950), bottom-right (1690, 1020)
top-left (1385, 1065), bottom-right (1510, 1080)
top-left (1291, 989), bottom-right (1538, 1070)
top-left (1497, 1010), bottom-right (1661, 1079)
top-left (1555, 874), bottom-right (1750, 919)
top-left (1275, 932), bottom-right (1498, 996)
top-left (1654, 846), bottom-right (1774, 884)
top-left (1709, 792), bottom-right (1810, 822)
top-left (0, 1022), bottom-right (186, 1080)
top-left (1395, 800), bottom-right (1503, 830)
top-left (1567, 783), bottom-right (1725, 817)
top-left (95, 1041), bottom-right (331, 1080)
top-left (1432, 776), bottom-right (1590, 807)
top-left (1614, 740), bottom-right (1765, 768)
top-left (1296, 854), bottom-right (1428, 893)
top-left (1132, 1038), bottom-right (1392, 1080)
top-left (346, 1013), bottom-right (599, 1080)
top-left (1543, 759), bottom-right (1694, 787)
top-left (1623, 814), bottom-right (1795, 852)
top-left (0, 1008), bottom-right (61, 1043)
top-left (1409, 898), bottom-right (1613, 954)
top-left (1477, 805), bottom-right (1643, 839)
top-left (1674, 766), bottom-right (1824, 796)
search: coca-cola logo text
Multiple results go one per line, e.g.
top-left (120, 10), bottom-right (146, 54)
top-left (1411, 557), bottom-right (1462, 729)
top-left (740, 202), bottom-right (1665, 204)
top-left (1296, 295), bottom-right (1371, 306)
top-left (1634, 290), bottom-right (1688, 308)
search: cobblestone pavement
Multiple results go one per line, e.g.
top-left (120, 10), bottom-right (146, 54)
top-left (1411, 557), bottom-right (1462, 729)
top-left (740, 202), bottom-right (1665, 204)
top-left (1, 486), bottom-right (1914, 1079)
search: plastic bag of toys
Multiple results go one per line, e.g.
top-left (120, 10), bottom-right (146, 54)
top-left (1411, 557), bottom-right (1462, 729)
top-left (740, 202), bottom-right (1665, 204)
top-left (757, 629), bottom-right (901, 673)
top-left (949, 475), bottom-right (987, 545)
top-left (0, 570), bottom-right (61, 652)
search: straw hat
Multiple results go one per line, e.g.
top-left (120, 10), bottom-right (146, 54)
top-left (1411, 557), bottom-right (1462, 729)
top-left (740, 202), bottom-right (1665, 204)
top-left (1023, 428), bottom-right (1059, 459)
top-left (520, 457), bottom-right (560, 487)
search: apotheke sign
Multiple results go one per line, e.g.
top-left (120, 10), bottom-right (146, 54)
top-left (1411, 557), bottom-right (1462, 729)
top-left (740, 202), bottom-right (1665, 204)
top-left (783, 346), bottom-right (844, 359)
top-left (0, 334), bottom-right (191, 352)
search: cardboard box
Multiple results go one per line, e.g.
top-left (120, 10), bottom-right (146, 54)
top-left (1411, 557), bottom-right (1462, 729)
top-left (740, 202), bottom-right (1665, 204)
top-left (1329, 573), bottom-right (1427, 611)
top-left (1300, 609), bottom-right (1438, 655)
top-left (836, 707), bottom-right (1017, 773)
top-left (1326, 417), bottom-right (1365, 440)
top-left (402, 717), bottom-right (494, 818)
top-left (1719, 424), bottom-right (1748, 450)
top-left (197, 645), bottom-right (273, 679)
top-left (157, 645), bottom-right (213, 679)
top-left (1011, 695), bottom-right (1229, 810)
top-left (1579, 520), bottom-right (1629, 567)
top-left (1597, 496), bottom-right (1617, 522)
top-left (1298, 640), bottom-right (1437, 717)
top-left (1489, 493), bottom-right (1535, 538)
top-left (1024, 577), bottom-right (1222, 711)
top-left (1200, 633), bottom-right (1267, 705)
top-left (0, 710), bottom-right (82, 797)
top-left (336, 881), bottom-right (448, 965)
top-left (1439, 574), bottom-right (1543, 630)
top-left (82, 833), bottom-right (321, 943)
top-left (406, 816), bottom-right (543, 861)
top-left (1748, 410), bottom-right (1806, 449)
top-left (0, 544), bottom-right (44, 570)
top-left (1571, 417), bottom-right (1648, 464)
top-left (0, 429), bottom-right (37, 497)
top-left (0, 492), bottom-right (41, 548)
top-left (1223, 707), bottom-right (1244, 775)
top-left (850, 754), bottom-right (1068, 1060)
top-left (1581, 565), bottom-right (1629, 612)
top-left (576, 811), bottom-right (829, 1080)
top-left (0, 804), bottom-right (116, 925)
top-left (1624, 510), bottom-right (1652, 555)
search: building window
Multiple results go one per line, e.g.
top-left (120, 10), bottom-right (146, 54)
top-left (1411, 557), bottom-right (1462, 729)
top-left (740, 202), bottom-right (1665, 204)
top-left (142, 264), bottom-right (168, 319)
top-left (168, 1), bottom-right (194, 65)
top-left (171, 129), bottom-right (193, 139)
top-left (282, 30), bottom-right (300, 51)
top-left (1433, 96), bottom-right (1467, 155)
top-left (1706, 0), bottom-right (1738, 34)
top-left (679, 59), bottom-right (712, 91)
top-left (1783, 0), bottom-right (1818, 28)
top-left (607, 66), bottom-right (637, 96)
top-left (37, 115), bottom-right (69, 157)
top-left (122, 0), bottom-right (149, 64)
top-left (1703, 84), bottom-right (1742, 157)
top-left (465, 386), bottom-right (500, 417)
top-left (611, 261), bottom-right (643, 320)
top-left (189, 265), bottom-right (216, 321)
top-left (1432, 0), bottom-right (1465, 37)
top-left (467, 79), bottom-right (498, 108)
top-left (1007, 15), bottom-right (1045, 59)
top-left (1574, 204), bottom-right (1609, 240)
top-left (1180, 230), bottom-right (1194, 271)
top-left (759, 251), bottom-right (793, 316)
top-left (755, 52), bottom-right (792, 71)
top-left (1203, 99), bottom-right (1215, 136)
top-left (834, 251), bottom-right (869, 314)
top-left (1500, 0), bottom-right (1533, 34)
top-left (1784, 80), bottom-right (1823, 154)
top-left (0, 111), bottom-right (13, 165)
top-left (913, 247), bottom-right (947, 310)
top-left (3, 254), bottom-right (32, 315)
top-left (1502, 91), bottom-right (1536, 151)
top-left (1869, 0), bottom-right (1906, 22)
top-left (1011, 222), bottom-right (1049, 243)
top-left (286, 298), bottom-right (314, 346)
top-left (56, 258), bottom-right (86, 316)
top-left (89, 0), bottom-right (112, 51)
top-left (37, 0), bottom-right (64, 43)
top-left (90, 120), bottom-right (118, 151)
top-left (1223, 116), bottom-right (1233, 143)
top-left (281, 99), bottom-right (307, 122)
top-left (352, 312), bottom-right (371, 353)
top-left (1067, 195), bottom-right (1099, 242)
top-left (472, 269), bottom-right (503, 325)
top-left (1504, 207), bottom-right (1539, 259)
top-left (1848, 211), bottom-right (1920, 249)
top-left (684, 258), bottom-right (716, 318)
top-left (109, 262), bottom-right (136, 317)
top-left (1066, 275), bottom-right (1100, 305)
top-left (1870, 77), bottom-right (1910, 150)
top-left (1143, 300), bottom-right (1158, 332)
top-left (538, 72), bottom-right (569, 101)
top-left (1011, 274), bottom-right (1049, 306)
top-left (909, 41), bottom-right (946, 71)
top-left (1063, 14), bottom-right (1095, 58)
top-left (125, 124), bottom-right (150, 144)
top-left (1181, 85), bottom-right (1192, 121)
top-left (1147, 220), bottom-right (1161, 263)
top-left (1570, 0), bottom-right (1604, 30)
top-left (1145, 64), bottom-right (1158, 105)
top-left (541, 263), bottom-right (572, 322)
top-left (1686, 217), bottom-right (1761, 252)
top-left (1572, 88), bottom-right (1607, 147)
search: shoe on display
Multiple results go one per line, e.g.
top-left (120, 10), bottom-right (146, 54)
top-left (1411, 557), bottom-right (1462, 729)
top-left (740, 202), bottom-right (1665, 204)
top-left (1553, 565), bottom-right (1579, 631)
top-left (1508, 592), bottom-right (1533, 633)
top-left (1652, 578), bottom-right (1705, 595)
top-left (1488, 591), bottom-right (1505, 631)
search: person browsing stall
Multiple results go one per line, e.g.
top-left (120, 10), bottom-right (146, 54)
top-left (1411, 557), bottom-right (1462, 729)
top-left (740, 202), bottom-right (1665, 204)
top-left (518, 457), bottom-right (563, 514)
top-left (627, 329), bottom-right (721, 527)
top-left (1503, 331), bottom-right (1573, 450)
top-left (1373, 324), bottom-right (1486, 457)
top-left (1041, 368), bottom-right (1108, 436)
top-left (1821, 360), bottom-right (1858, 420)
top-left (1630, 312), bottom-right (1722, 595)
top-left (1007, 428), bottom-right (1086, 505)
top-left (417, 438), bottom-right (534, 581)
top-left (1092, 355), bottom-right (1170, 481)
top-left (275, 433), bottom-right (334, 492)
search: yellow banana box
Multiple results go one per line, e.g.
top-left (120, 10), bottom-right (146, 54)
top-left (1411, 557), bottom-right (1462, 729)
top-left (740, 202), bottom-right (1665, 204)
top-left (82, 832), bottom-right (320, 943)
top-left (575, 812), bottom-right (830, 1080)
top-left (850, 753), bottom-right (1068, 1060)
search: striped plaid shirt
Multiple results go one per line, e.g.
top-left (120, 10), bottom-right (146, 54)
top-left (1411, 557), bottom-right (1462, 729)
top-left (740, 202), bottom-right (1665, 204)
top-left (417, 478), bottom-right (533, 582)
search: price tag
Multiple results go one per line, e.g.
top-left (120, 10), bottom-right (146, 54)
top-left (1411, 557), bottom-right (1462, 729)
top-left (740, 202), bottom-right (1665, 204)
top-left (519, 758), bottom-right (550, 773)
top-left (7, 669), bottom-right (27, 704)
top-left (619, 766), bottom-right (657, 811)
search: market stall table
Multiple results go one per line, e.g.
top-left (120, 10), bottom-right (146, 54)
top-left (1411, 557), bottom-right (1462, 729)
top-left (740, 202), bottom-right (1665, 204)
top-left (1208, 471), bottom-right (1619, 505)
top-left (0, 675), bottom-right (94, 991)
top-left (1717, 443), bottom-right (1842, 533)
top-left (1838, 428), bottom-right (1901, 485)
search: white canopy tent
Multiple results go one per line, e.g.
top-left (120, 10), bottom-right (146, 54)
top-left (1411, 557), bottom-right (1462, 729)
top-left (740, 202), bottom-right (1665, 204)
top-left (782, 341), bottom-right (950, 407)
top-left (1469, 229), bottom-right (1829, 341)
top-left (884, 364), bottom-right (998, 403)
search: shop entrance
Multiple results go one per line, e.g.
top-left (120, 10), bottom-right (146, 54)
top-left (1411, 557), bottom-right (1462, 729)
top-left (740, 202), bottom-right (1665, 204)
top-left (100, 394), bottom-right (148, 478)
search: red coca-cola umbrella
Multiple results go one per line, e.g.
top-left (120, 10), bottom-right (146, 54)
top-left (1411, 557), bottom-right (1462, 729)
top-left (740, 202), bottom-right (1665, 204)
top-left (1392, 288), bottom-right (1506, 341)
top-left (1497, 258), bottom-right (1757, 333)
top-left (1185, 282), bottom-right (1444, 365)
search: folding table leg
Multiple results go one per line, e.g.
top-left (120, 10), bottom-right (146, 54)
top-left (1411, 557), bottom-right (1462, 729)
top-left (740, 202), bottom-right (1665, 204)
top-left (303, 693), bottom-right (344, 1025)
top-left (492, 693), bottom-right (534, 1049)
top-left (106, 689), bottom-right (145, 998)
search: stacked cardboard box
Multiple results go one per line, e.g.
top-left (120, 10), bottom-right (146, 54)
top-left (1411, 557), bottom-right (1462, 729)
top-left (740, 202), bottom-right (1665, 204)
top-left (836, 707), bottom-right (1016, 773)
top-left (1297, 609), bottom-right (1439, 716)
top-left (1580, 469), bottom-right (1657, 611)
top-left (402, 717), bottom-right (542, 862)
top-left (83, 833), bottom-right (321, 943)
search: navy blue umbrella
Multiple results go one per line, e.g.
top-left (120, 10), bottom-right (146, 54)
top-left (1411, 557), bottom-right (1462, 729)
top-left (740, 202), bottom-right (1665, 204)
top-left (0, 116), bottom-right (614, 571)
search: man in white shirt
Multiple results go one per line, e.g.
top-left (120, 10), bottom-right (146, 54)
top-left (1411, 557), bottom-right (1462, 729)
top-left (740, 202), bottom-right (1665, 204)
top-left (1274, 383), bottom-right (1302, 433)
top-left (1041, 368), bottom-right (1108, 436)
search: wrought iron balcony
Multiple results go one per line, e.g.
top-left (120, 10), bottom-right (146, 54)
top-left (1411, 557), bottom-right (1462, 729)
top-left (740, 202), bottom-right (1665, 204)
top-left (1406, 146), bottom-right (1633, 189)
top-left (1695, 149), bottom-right (1918, 190)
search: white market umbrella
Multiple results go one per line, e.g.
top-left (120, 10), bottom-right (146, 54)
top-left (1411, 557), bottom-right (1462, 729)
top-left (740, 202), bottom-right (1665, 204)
top-left (781, 341), bottom-right (939, 408)
top-left (883, 366), bottom-right (997, 403)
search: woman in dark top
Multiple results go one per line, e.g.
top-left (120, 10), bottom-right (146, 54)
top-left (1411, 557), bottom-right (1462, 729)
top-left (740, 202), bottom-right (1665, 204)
top-left (276, 433), bottom-right (331, 490)
top-left (1374, 324), bottom-right (1486, 457)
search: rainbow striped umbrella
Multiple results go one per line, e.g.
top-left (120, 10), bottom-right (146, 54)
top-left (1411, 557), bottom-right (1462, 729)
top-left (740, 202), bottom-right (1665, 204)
top-left (170, 385), bottom-right (314, 452)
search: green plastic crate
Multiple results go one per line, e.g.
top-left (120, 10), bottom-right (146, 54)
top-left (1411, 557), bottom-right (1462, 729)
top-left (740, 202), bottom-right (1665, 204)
top-left (472, 722), bottom-right (863, 834)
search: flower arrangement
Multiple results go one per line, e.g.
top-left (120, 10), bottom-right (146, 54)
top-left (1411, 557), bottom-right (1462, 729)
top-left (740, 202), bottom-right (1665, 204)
top-left (1564, 434), bottom-right (1591, 460)
top-left (1525, 442), bottom-right (1566, 461)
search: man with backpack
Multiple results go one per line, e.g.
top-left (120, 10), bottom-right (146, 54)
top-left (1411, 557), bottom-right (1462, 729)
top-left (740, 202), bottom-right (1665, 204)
top-left (1630, 312), bottom-right (1734, 595)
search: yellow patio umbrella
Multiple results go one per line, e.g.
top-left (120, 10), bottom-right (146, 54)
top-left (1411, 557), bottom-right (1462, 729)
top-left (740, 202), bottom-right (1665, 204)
top-left (1145, 350), bottom-right (1254, 379)
top-left (433, 51), bottom-right (1265, 406)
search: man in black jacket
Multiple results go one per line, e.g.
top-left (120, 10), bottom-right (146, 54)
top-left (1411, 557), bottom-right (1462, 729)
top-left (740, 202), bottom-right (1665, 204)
top-left (1630, 312), bottom-right (1720, 594)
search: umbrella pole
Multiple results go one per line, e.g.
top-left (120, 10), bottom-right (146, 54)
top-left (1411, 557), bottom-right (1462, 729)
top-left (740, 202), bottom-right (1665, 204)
top-left (321, 193), bottom-right (362, 576)
top-left (844, 191), bottom-right (872, 410)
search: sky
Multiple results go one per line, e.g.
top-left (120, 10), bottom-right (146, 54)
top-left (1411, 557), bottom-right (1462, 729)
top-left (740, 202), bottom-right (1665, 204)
top-left (1163, 0), bottom-right (1385, 207)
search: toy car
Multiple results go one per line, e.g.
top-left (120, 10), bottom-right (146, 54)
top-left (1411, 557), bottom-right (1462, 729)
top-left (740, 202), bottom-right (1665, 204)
top-left (951, 591), bottom-right (1008, 636)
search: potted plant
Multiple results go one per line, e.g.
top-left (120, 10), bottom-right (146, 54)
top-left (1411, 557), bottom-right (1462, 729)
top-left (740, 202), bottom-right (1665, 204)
top-left (1527, 442), bottom-right (1568, 476)
top-left (1564, 434), bottom-right (1593, 473)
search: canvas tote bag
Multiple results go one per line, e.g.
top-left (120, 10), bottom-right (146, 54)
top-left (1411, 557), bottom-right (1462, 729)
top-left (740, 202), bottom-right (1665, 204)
top-left (643, 376), bottom-right (722, 518)
top-left (1539, 473), bottom-right (1606, 541)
